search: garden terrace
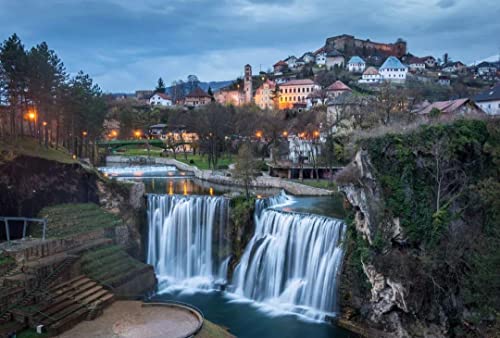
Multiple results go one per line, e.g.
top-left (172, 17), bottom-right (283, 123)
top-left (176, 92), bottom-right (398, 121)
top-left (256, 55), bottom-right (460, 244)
top-left (35, 204), bottom-right (123, 239)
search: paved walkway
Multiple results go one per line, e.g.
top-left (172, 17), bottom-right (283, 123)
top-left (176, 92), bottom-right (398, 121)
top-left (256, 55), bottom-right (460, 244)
top-left (56, 301), bottom-right (202, 338)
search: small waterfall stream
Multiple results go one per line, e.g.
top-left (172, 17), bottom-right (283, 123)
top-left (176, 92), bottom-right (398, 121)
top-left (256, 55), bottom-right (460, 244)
top-left (232, 193), bottom-right (346, 320)
top-left (147, 194), bottom-right (230, 289)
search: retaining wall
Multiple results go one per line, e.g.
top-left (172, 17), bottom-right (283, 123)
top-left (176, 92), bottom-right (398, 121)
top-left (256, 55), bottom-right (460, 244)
top-left (106, 156), bottom-right (334, 196)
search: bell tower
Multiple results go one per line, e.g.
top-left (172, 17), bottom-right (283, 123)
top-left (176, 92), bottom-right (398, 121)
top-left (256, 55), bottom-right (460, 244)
top-left (244, 64), bottom-right (252, 104)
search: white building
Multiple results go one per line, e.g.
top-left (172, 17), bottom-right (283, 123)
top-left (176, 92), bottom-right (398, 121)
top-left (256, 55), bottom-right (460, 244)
top-left (285, 56), bottom-right (298, 69)
top-left (347, 56), bottom-right (366, 73)
top-left (474, 83), bottom-right (500, 115)
top-left (379, 56), bottom-right (408, 83)
top-left (301, 52), bottom-right (316, 64)
top-left (149, 93), bottom-right (173, 106)
top-left (278, 79), bottom-right (321, 110)
top-left (408, 57), bottom-right (426, 71)
top-left (359, 67), bottom-right (383, 84)
top-left (315, 52), bottom-right (327, 66)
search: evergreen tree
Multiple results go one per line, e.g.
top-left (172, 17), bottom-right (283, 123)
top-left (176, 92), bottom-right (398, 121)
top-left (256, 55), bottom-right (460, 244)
top-left (155, 77), bottom-right (166, 93)
top-left (207, 86), bottom-right (215, 102)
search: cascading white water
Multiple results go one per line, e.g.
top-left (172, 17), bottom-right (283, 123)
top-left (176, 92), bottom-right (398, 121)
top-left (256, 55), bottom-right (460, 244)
top-left (232, 193), bottom-right (346, 321)
top-left (147, 194), bottom-right (229, 289)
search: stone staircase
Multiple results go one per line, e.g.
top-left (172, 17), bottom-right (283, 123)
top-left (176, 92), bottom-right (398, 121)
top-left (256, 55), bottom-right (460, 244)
top-left (26, 275), bottom-right (114, 336)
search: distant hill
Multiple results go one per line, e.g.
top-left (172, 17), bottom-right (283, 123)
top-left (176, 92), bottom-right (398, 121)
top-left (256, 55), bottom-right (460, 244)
top-left (196, 80), bottom-right (233, 92)
top-left (469, 54), bottom-right (500, 66)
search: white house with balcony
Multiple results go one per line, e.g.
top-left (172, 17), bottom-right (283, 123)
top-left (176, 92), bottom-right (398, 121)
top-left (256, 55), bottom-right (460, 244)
top-left (379, 56), bottom-right (408, 83)
top-left (149, 93), bottom-right (173, 106)
top-left (347, 56), bottom-right (366, 73)
top-left (315, 51), bottom-right (327, 66)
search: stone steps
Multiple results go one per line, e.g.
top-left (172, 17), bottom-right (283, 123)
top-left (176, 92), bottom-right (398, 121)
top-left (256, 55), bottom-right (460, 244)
top-left (27, 276), bottom-right (114, 336)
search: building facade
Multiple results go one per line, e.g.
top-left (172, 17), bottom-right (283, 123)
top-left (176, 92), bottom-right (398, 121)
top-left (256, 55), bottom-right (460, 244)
top-left (379, 56), bottom-right (408, 82)
top-left (278, 79), bottom-right (321, 110)
top-left (184, 87), bottom-right (212, 107)
top-left (347, 56), bottom-right (366, 72)
top-left (149, 93), bottom-right (173, 106)
top-left (474, 83), bottom-right (500, 115)
top-left (254, 80), bottom-right (276, 110)
top-left (359, 66), bottom-right (383, 84)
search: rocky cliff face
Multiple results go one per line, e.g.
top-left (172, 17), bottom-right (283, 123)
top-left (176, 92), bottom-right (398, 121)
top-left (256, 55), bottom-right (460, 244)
top-left (337, 119), bottom-right (500, 338)
top-left (339, 150), bottom-right (433, 338)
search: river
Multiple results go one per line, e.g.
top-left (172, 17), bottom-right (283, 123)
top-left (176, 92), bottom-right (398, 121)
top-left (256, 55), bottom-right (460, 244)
top-left (101, 163), bottom-right (356, 338)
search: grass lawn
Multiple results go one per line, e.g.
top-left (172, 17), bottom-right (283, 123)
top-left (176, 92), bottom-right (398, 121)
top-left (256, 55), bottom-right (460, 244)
top-left (175, 154), bottom-right (233, 170)
top-left (290, 179), bottom-right (337, 191)
top-left (34, 203), bottom-right (123, 239)
top-left (0, 136), bottom-right (75, 165)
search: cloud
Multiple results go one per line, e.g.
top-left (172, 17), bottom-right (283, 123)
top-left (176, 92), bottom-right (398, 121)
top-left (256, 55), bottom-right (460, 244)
top-left (436, 0), bottom-right (458, 8)
top-left (0, 0), bottom-right (498, 92)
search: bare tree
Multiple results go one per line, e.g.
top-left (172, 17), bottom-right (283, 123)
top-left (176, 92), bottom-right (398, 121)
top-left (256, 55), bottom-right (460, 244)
top-left (232, 142), bottom-right (260, 199)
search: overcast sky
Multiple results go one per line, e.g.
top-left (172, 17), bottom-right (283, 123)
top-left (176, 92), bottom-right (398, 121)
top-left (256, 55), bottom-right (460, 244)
top-left (0, 0), bottom-right (498, 92)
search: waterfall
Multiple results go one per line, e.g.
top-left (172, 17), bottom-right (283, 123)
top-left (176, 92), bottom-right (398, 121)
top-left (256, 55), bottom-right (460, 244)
top-left (147, 194), bottom-right (229, 289)
top-left (232, 193), bottom-right (346, 321)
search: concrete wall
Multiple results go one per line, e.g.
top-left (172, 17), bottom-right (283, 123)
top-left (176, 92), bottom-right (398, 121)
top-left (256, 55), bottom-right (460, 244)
top-left (106, 156), bottom-right (334, 196)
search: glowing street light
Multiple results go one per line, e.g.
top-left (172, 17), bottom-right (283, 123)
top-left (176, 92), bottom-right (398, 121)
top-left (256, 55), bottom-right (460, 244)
top-left (82, 131), bottom-right (88, 137)
top-left (42, 121), bottom-right (48, 127)
top-left (282, 131), bottom-right (288, 137)
top-left (134, 130), bottom-right (142, 139)
top-left (313, 130), bottom-right (320, 138)
top-left (111, 130), bottom-right (118, 137)
top-left (255, 131), bottom-right (263, 138)
top-left (28, 112), bottom-right (36, 121)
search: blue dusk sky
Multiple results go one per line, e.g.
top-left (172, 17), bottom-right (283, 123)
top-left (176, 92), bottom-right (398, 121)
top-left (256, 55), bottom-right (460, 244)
top-left (0, 0), bottom-right (498, 92)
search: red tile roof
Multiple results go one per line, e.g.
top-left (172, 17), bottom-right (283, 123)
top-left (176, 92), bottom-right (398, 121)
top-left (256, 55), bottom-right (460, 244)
top-left (417, 98), bottom-right (473, 115)
top-left (326, 80), bottom-right (351, 92)
top-left (153, 92), bottom-right (172, 100)
top-left (363, 67), bottom-right (380, 75)
top-left (274, 60), bottom-right (287, 67)
top-left (186, 87), bottom-right (211, 98)
top-left (281, 79), bottom-right (317, 86)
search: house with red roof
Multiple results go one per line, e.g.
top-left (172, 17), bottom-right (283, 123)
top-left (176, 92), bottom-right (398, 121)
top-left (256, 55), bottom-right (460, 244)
top-left (325, 80), bottom-right (352, 98)
top-left (273, 60), bottom-right (288, 74)
top-left (415, 98), bottom-right (484, 118)
top-left (184, 87), bottom-right (212, 107)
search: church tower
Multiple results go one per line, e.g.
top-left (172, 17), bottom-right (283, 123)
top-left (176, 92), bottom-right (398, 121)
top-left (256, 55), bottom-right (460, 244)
top-left (244, 64), bottom-right (252, 104)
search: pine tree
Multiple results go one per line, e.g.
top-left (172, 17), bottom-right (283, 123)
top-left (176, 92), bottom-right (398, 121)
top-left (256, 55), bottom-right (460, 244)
top-left (155, 77), bottom-right (166, 93)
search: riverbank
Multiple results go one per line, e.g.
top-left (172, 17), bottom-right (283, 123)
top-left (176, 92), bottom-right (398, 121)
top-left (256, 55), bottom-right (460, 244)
top-left (106, 155), bottom-right (335, 196)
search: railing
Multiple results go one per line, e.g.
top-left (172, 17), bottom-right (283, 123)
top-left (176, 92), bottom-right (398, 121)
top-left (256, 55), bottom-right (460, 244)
top-left (0, 217), bottom-right (47, 244)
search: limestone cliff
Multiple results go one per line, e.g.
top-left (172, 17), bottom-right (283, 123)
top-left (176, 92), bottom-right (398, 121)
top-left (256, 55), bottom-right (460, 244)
top-left (337, 119), bottom-right (500, 338)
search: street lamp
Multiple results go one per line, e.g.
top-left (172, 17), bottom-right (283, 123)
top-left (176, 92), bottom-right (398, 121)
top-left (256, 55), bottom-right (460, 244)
top-left (82, 131), bottom-right (88, 137)
top-left (42, 121), bottom-right (47, 127)
top-left (282, 131), bottom-right (288, 137)
top-left (134, 130), bottom-right (142, 139)
top-left (255, 131), bottom-right (263, 138)
top-left (313, 130), bottom-right (320, 138)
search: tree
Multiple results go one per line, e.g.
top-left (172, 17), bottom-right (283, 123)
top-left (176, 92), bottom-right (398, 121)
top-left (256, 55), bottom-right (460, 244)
top-left (155, 77), bottom-right (166, 93)
top-left (232, 142), bottom-right (260, 199)
top-left (0, 33), bottom-right (28, 136)
top-left (207, 86), bottom-right (215, 102)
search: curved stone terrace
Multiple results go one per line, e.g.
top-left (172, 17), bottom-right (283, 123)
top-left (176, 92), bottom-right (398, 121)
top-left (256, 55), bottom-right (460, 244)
top-left (56, 300), bottom-right (204, 338)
